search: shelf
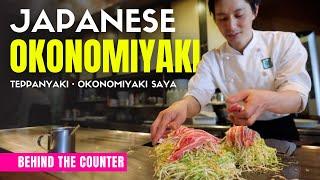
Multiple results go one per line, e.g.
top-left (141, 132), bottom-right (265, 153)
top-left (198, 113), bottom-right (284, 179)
top-left (107, 104), bottom-right (168, 108)
top-left (74, 100), bottom-right (168, 108)
top-left (76, 99), bottom-right (107, 103)
top-left (61, 116), bottom-right (106, 122)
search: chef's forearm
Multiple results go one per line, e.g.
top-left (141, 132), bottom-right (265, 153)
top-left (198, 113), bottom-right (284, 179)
top-left (265, 90), bottom-right (302, 114)
top-left (182, 96), bottom-right (201, 118)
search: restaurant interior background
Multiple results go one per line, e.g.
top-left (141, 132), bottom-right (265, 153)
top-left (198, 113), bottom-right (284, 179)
top-left (1, 0), bottom-right (320, 145)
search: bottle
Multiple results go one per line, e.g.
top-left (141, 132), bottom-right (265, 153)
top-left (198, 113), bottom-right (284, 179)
top-left (129, 93), bottom-right (134, 106)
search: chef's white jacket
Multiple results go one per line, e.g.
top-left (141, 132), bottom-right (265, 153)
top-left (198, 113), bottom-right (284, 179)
top-left (186, 30), bottom-right (311, 120)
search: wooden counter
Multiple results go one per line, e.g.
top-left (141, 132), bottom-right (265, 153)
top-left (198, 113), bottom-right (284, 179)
top-left (0, 126), bottom-right (319, 180)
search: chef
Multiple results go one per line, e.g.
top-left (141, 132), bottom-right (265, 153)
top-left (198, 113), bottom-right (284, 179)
top-left (151, 0), bottom-right (311, 145)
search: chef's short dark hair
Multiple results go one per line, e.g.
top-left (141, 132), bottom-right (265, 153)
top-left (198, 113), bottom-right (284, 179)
top-left (208, 0), bottom-right (261, 16)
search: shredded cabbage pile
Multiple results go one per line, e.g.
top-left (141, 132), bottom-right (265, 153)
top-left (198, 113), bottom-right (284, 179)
top-left (154, 145), bottom-right (240, 180)
top-left (222, 138), bottom-right (281, 172)
top-left (152, 127), bottom-right (282, 180)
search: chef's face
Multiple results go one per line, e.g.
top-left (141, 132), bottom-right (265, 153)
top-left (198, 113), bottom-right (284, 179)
top-left (214, 0), bottom-right (258, 51)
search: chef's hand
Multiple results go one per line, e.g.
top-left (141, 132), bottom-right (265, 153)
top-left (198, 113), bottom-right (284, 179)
top-left (151, 100), bottom-right (188, 145)
top-left (226, 89), bottom-right (269, 126)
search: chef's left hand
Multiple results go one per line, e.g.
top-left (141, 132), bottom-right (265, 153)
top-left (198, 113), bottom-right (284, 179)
top-left (226, 89), bottom-right (270, 126)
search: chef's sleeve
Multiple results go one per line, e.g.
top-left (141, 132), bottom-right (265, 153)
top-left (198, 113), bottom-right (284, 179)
top-left (184, 54), bottom-right (217, 109)
top-left (274, 33), bottom-right (311, 112)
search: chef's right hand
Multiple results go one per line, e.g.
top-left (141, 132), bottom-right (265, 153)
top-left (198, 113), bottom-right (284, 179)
top-left (151, 100), bottom-right (188, 145)
top-left (227, 101), bottom-right (246, 125)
